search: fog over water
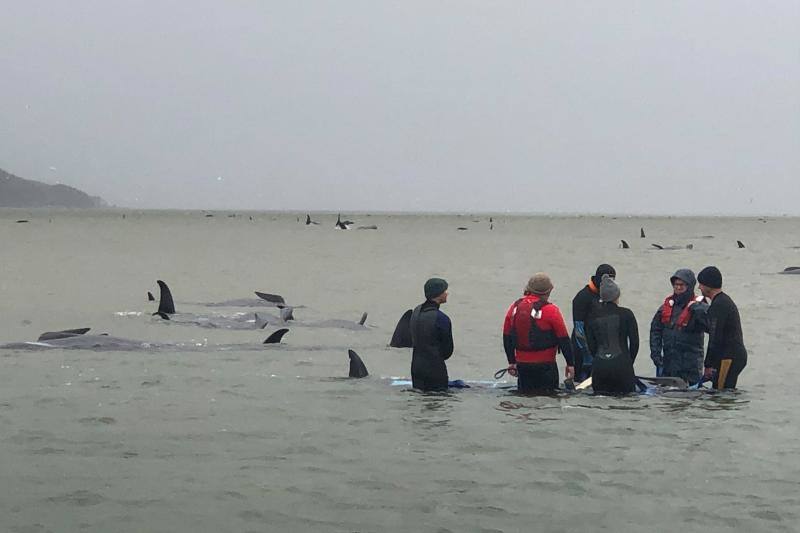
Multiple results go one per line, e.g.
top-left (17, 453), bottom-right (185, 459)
top-left (1, 2), bottom-right (798, 214)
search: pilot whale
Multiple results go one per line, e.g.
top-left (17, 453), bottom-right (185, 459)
top-left (0, 328), bottom-right (289, 351)
top-left (152, 280), bottom-right (364, 331)
top-left (151, 280), bottom-right (294, 329)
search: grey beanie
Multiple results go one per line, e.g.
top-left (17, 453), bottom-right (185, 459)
top-left (424, 278), bottom-right (448, 300)
top-left (599, 274), bottom-right (620, 302)
top-left (526, 272), bottom-right (554, 295)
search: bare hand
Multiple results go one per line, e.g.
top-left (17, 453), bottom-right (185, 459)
top-left (703, 367), bottom-right (715, 379)
top-left (507, 363), bottom-right (518, 377)
top-left (565, 366), bottom-right (575, 380)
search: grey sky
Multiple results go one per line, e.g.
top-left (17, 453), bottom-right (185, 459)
top-left (1, 1), bottom-right (798, 214)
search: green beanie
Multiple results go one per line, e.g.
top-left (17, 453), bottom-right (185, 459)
top-left (424, 278), bottom-right (448, 300)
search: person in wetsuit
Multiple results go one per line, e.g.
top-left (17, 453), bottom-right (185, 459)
top-left (410, 278), bottom-right (454, 391)
top-left (585, 274), bottom-right (639, 394)
top-left (571, 264), bottom-right (616, 381)
top-left (649, 268), bottom-right (708, 385)
top-left (697, 266), bottom-right (748, 389)
top-left (502, 273), bottom-right (574, 392)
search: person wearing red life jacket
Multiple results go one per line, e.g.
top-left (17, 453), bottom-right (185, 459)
top-left (502, 273), bottom-right (574, 392)
top-left (649, 268), bottom-right (708, 385)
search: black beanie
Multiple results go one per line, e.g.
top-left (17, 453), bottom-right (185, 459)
top-left (697, 266), bottom-right (722, 289)
top-left (592, 264), bottom-right (616, 287)
top-left (424, 278), bottom-right (448, 300)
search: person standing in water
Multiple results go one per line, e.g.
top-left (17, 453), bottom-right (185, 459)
top-left (697, 266), bottom-right (748, 389)
top-left (410, 278), bottom-right (454, 391)
top-left (571, 264), bottom-right (616, 381)
top-left (502, 273), bottom-right (574, 392)
top-left (649, 269), bottom-right (708, 385)
top-left (585, 275), bottom-right (639, 394)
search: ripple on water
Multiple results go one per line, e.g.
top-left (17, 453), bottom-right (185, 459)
top-left (47, 490), bottom-right (105, 507)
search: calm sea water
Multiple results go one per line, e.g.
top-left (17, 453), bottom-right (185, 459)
top-left (1, 209), bottom-right (799, 533)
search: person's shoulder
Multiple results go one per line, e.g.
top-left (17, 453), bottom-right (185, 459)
top-left (435, 309), bottom-right (452, 326)
top-left (544, 301), bottom-right (565, 315)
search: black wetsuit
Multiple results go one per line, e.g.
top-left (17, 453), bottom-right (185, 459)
top-left (410, 300), bottom-right (454, 391)
top-left (704, 292), bottom-right (747, 389)
top-left (571, 283), bottom-right (601, 381)
top-left (586, 302), bottom-right (639, 394)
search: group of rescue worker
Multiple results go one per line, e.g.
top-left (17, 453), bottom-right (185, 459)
top-left (408, 265), bottom-right (748, 394)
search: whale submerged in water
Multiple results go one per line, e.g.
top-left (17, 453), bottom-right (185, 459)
top-left (151, 280), bottom-right (294, 329)
top-left (152, 280), bottom-right (368, 331)
top-left (0, 327), bottom-right (290, 351)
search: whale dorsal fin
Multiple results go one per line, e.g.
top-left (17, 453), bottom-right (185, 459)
top-left (348, 349), bottom-right (369, 378)
top-left (358, 312), bottom-right (368, 326)
top-left (263, 328), bottom-right (289, 344)
top-left (389, 309), bottom-right (413, 347)
top-left (147, 291), bottom-right (155, 302)
top-left (254, 313), bottom-right (269, 329)
top-left (737, 240), bottom-right (745, 248)
top-left (156, 280), bottom-right (176, 314)
top-left (38, 328), bottom-right (91, 341)
top-left (640, 227), bottom-right (645, 238)
top-left (651, 243), bottom-right (664, 250)
top-left (255, 291), bottom-right (285, 304)
top-left (620, 239), bottom-right (629, 249)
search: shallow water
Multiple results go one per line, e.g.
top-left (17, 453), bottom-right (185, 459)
top-left (1, 210), bottom-right (799, 532)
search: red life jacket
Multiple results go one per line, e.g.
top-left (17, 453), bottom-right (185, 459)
top-left (510, 298), bottom-right (559, 351)
top-left (660, 294), bottom-right (704, 329)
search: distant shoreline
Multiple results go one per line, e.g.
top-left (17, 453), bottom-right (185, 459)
top-left (0, 207), bottom-right (795, 220)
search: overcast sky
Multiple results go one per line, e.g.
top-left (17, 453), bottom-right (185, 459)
top-left (1, 1), bottom-right (798, 214)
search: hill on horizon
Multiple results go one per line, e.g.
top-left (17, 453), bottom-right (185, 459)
top-left (0, 168), bottom-right (105, 208)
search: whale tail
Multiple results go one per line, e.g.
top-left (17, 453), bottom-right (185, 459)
top-left (254, 313), bottom-right (268, 329)
top-left (280, 307), bottom-right (294, 322)
top-left (156, 280), bottom-right (176, 315)
top-left (389, 309), bottom-right (413, 347)
top-left (263, 328), bottom-right (289, 344)
top-left (348, 349), bottom-right (369, 378)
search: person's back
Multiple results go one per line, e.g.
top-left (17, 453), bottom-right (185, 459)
top-left (571, 264), bottom-right (616, 381)
top-left (586, 276), bottom-right (639, 394)
top-left (502, 273), bottom-right (574, 393)
top-left (410, 278), bottom-right (453, 391)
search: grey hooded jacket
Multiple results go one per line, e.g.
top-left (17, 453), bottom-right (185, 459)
top-left (649, 268), bottom-right (708, 384)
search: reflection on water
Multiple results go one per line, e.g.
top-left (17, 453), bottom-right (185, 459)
top-left (402, 390), bottom-right (460, 431)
